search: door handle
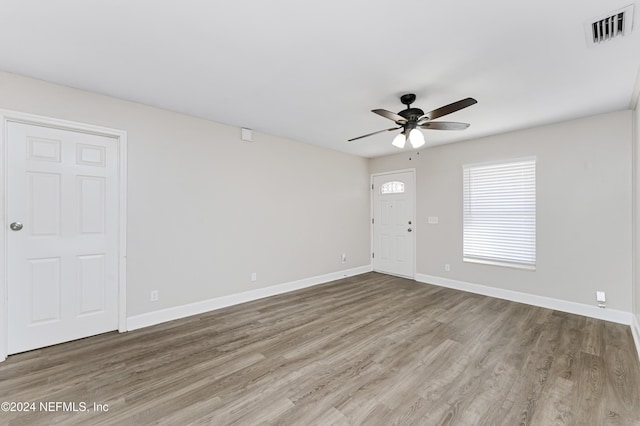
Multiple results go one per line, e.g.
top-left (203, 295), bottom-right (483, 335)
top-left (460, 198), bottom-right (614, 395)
top-left (407, 228), bottom-right (412, 232)
top-left (10, 222), bottom-right (23, 231)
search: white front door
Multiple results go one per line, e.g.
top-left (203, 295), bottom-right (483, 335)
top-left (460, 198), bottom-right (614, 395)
top-left (372, 171), bottom-right (415, 278)
top-left (7, 122), bottom-right (119, 354)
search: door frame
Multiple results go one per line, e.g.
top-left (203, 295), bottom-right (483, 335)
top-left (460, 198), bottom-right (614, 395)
top-left (370, 168), bottom-right (416, 279)
top-left (0, 110), bottom-right (128, 362)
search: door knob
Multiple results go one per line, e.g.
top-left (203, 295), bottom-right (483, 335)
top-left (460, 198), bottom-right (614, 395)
top-left (407, 228), bottom-right (412, 232)
top-left (10, 222), bottom-right (23, 231)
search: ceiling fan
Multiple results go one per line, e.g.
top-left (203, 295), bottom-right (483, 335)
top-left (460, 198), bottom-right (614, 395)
top-left (348, 94), bottom-right (477, 149)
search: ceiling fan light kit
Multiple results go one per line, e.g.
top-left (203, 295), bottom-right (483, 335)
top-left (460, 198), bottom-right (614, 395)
top-left (349, 93), bottom-right (477, 149)
top-left (392, 132), bottom-right (406, 148)
top-left (408, 128), bottom-right (425, 148)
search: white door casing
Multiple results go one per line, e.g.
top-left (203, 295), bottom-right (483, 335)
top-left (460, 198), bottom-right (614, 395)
top-left (0, 111), bottom-right (127, 361)
top-left (372, 170), bottom-right (415, 278)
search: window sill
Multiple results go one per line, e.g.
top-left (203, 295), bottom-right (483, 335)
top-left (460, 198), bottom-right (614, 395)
top-left (463, 257), bottom-right (536, 271)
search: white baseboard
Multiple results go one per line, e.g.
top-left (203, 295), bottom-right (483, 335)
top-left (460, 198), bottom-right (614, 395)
top-left (415, 274), bottom-right (633, 325)
top-left (127, 264), bottom-right (373, 331)
top-left (632, 315), bottom-right (640, 362)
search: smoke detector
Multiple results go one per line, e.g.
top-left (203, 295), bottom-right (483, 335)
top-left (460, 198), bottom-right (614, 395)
top-left (585, 4), bottom-right (634, 46)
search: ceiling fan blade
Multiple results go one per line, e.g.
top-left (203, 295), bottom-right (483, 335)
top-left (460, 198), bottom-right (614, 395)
top-left (419, 97), bottom-right (477, 122)
top-left (372, 109), bottom-right (407, 124)
top-left (420, 121), bottom-right (470, 130)
top-left (348, 127), bottom-right (401, 142)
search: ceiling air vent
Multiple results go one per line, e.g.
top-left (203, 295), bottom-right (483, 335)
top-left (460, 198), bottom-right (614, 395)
top-left (585, 5), bottom-right (634, 46)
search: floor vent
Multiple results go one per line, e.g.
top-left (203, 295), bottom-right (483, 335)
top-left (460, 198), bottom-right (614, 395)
top-left (585, 4), bottom-right (634, 46)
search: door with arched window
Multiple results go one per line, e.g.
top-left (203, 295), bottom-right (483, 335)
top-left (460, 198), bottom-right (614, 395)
top-left (372, 170), bottom-right (415, 278)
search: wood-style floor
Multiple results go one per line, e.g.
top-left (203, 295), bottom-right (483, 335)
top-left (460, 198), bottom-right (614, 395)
top-left (1, 272), bottom-right (639, 425)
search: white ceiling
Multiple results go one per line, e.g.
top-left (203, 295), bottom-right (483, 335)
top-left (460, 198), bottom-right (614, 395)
top-left (1, 1), bottom-right (639, 158)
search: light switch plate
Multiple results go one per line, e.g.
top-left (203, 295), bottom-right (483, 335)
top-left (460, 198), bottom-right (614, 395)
top-left (428, 216), bottom-right (439, 224)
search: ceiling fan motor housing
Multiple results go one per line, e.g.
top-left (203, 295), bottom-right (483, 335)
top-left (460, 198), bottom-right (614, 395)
top-left (398, 108), bottom-right (424, 124)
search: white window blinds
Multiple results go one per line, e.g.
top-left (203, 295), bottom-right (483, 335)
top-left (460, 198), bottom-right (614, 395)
top-left (463, 159), bottom-right (536, 269)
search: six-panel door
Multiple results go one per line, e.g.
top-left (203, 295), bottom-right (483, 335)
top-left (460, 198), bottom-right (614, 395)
top-left (7, 122), bottom-right (119, 354)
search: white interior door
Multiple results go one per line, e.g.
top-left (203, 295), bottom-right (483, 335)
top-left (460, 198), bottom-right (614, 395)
top-left (372, 171), bottom-right (415, 278)
top-left (7, 122), bottom-right (119, 354)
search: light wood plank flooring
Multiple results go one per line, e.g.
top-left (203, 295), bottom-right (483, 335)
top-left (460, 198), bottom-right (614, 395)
top-left (1, 272), bottom-right (639, 425)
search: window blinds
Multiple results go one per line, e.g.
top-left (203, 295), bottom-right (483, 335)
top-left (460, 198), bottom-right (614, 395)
top-left (463, 159), bottom-right (536, 269)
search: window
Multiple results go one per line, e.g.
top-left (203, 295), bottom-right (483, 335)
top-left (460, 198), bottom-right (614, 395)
top-left (463, 158), bottom-right (536, 269)
top-left (381, 181), bottom-right (405, 194)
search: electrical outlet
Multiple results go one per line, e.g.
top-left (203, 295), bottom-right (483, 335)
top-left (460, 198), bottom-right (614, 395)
top-left (444, 264), bottom-right (450, 272)
top-left (251, 272), bottom-right (257, 282)
top-left (150, 290), bottom-right (159, 302)
top-left (341, 253), bottom-right (347, 264)
top-left (596, 291), bottom-right (606, 308)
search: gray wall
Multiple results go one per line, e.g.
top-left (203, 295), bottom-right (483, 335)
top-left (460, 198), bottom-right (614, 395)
top-left (370, 111), bottom-right (633, 311)
top-left (634, 102), bottom-right (640, 325)
top-left (0, 71), bottom-right (371, 316)
top-left (1, 69), bottom-right (635, 319)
